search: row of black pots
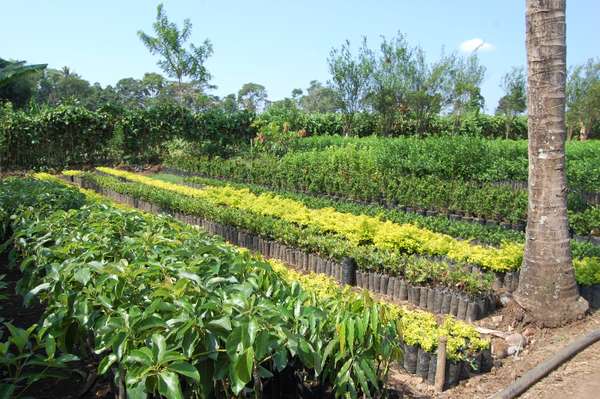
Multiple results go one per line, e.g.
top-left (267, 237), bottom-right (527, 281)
top-left (402, 343), bottom-right (492, 388)
top-left (68, 178), bottom-right (499, 386)
top-left (356, 271), bottom-right (496, 322)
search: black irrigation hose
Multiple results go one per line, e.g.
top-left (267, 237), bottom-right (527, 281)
top-left (489, 328), bottom-right (600, 399)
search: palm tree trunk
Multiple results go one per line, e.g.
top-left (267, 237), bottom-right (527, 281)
top-left (515, 0), bottom-right (588, 327)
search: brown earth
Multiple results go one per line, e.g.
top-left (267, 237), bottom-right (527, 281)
top-left (388, 303), bottom-right (600, 399)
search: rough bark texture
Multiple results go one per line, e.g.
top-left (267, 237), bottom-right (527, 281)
top-left (515, 0), bottom-right (588, 327)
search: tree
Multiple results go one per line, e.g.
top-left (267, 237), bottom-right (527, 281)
top-left (328, 38), bottom-right (373, 135)
top-left (448, 54), bottom-right (486, 122)
top-left (514, 0), bottom-right (588, 327)
top-left (496, 66), bottom-right (527, 139)
top-left (138, 3), bottom-right (213, 100)
top-left (404, 50), bottom-right (453, 135)
top-left (218, 93), bottom-right (238, 113)
top-left (115, 73), bottom-right (167, 108)
top-left (0, 58), bottom-right (46, 87)
top-left (364, 33), bottom-right (415, 135)
top-left (0, 58), bottom-right (46, 107)
top-left (238, 82), bottom-right (268, 113)
top-left (36, 67), bottom-right (94, 107)
top-left (299, 81), bottom-right (338, 113)
top-left (566, 59), bottom-right (600, 140)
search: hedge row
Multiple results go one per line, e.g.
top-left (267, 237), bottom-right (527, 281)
top-left (245, 135), bottom-right (600, 192)
top-left (254, 110), bottom-right (529, 139)
top-left (176, 173), bottom-right (600, 259)
top-left (0, 103), bottom-right (255, 170)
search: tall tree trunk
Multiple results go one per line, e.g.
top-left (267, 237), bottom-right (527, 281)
top-left (515, 0), bottom-right (588, 327)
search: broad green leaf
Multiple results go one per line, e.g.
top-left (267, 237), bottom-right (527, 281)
top-left (136, 316), bottom-right (166, 332)
top-left (353, 362), bottom-right (371, 398)
top-left (5, 323), bottom-right (29, 353)
top-left (168, 361), bottom-right (200, 382)
top-left (24, 282), bottom-right (50, 305)
top-left (359, 359), bottom-right (379, 388)
top-left (207, 316), bottom-right (231, 332)
top-left (45, 334), bottom-right (56, 359)
top-left (98, 353), bottom-right (117, 374)
top-left (73, 267), bottom-right (91, 285)
top-left (346, 318), bottom-right (355, 355)
top-left (158, 371), bottom-right (183, 399)
top-left (126, 348), bottom-right (153, 366)
top-left (338, 322), bottom-right (346, 356)
top-left (152, 334), bottom-right (167, 363)
top-left (126, 379), bottom-right (147, 399)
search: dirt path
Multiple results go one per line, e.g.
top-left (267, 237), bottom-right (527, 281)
top-left (388, 308), bottom-right (600, 399)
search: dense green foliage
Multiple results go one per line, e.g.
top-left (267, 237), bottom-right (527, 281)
top-left (254, 108), bottom-right (528, 139)
top-left (165, 135), bottom-right (600, 235)
top-left (0, 103), bottom-right (254, 170)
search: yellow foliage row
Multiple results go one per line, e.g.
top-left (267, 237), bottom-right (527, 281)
top-left (97, 167), bottom-right (523, 271)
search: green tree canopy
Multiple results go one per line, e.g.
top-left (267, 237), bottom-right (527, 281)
top-left (138, 3), bottom-right (213, 95)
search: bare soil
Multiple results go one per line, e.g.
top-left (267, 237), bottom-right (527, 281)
top-left (388, 303), bottom-right (600, 399)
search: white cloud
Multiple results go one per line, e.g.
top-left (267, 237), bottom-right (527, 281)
top-left (459, 38), bottom-right (495, 53)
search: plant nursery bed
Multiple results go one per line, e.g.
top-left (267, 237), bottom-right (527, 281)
top-left (60, 174), bottom-right (494, 389)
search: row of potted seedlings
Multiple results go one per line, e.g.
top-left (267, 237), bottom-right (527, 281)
top-left (161, 167), bottom-right (528, 232)
top-left (165, 166), bottom-right (600, 243)
top-left (69, 175), bottom-right (498, 322)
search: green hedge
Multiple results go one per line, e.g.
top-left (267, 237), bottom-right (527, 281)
top-left (0, 103), bottom-right (256, 170)
top-left (254, 110), bottom-right (528, 138)
top-left (0, 104), bottom-right (117, 170)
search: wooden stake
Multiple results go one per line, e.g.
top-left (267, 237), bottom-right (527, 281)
top-left (435, 335), bottom-right (448, 392)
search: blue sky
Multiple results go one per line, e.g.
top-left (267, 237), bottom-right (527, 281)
top-left (2, 0), bottom-right (599, 111)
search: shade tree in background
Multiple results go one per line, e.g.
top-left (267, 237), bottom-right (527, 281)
top-left (328, 32), bottom-right (488, 136)
top-left (566, 58), bottom-right (600, 140)
top-left (327, 38), bottom-right (373, 135)
top-left (448, 53), bottom-right (486, 125)
top-left (237, 82), bottom-right (268, 113)
top-left (298, 80), bottom-right (338, 113)
top-left (138, 3), bottom-right (214, 104)
top-left (496, 66), bottom-right (527, 139)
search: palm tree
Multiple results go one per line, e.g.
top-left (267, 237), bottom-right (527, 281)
top-left (514, 0), bottom-right (588, 326)
top-left (0, 58), bottom-right (46, 87)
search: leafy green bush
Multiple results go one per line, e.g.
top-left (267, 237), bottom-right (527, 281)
top-left (0, 104), bottom-right (116, 170)
top-left (0, 103), bottom-right (256, 170)
top-left (253, 110), bottom-right (527, 138)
